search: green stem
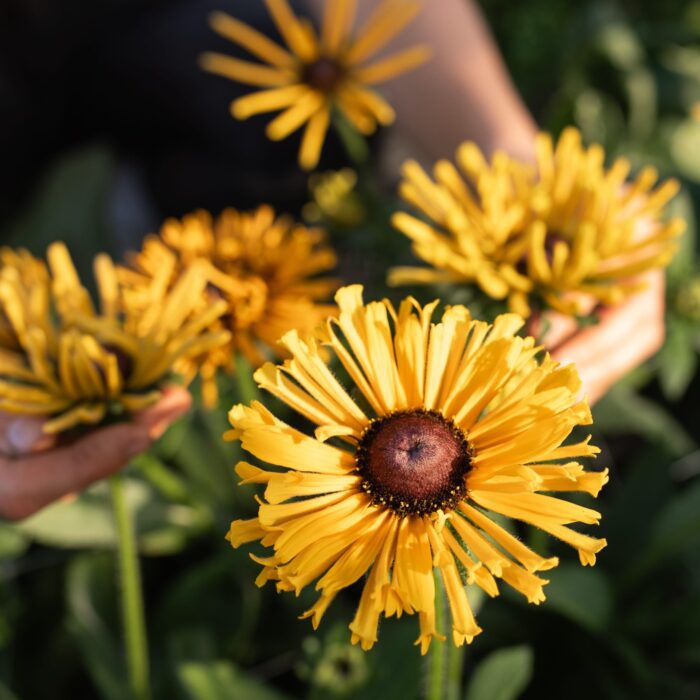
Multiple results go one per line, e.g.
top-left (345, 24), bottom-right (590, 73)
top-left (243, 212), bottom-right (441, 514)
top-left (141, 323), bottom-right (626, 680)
top-left (234, 353), bottom-right (260, 405)
top-left (331, 108), bottom-right (370, 168)
top-left (446, 635), bottom-right (465, 700)
top-left (110, 474), bottom-right (151, 700)
top-left (426, 573), bottom-right (447, 700)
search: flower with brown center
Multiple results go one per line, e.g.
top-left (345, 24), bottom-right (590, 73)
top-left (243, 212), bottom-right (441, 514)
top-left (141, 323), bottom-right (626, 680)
top-left (226, 285), bottom-right (608, 653)
top-left (200, 0), bottom-right (431, 169)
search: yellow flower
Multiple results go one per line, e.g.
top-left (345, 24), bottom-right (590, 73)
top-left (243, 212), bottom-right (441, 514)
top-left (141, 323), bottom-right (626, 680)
top-left (0, 248), bottom-right (51, 352)
top-left (0, 243), bottom-right (229, 433)
top-left (200, 0), bottom-right (430, 169)
top-left (226, 285), bottom-right (607, 653)
top-left (303, 168), bottom-right (364, 227)
top-left (121, 205), bottom-right (338, 406)
top-left (391, 127), bottom-right (685, 317)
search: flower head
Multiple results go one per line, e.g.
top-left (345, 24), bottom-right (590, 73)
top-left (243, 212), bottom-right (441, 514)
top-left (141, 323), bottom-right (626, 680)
top-left (0, 243), bottom-right (229, 433)
top-left (122, 206), bottom-right (338, 406)
top-left (200, 0), bottom-right (430, 169)
top-left (226, 285), bottom-right (608, 653)
top-left (391, 127), bottom-right (685, 316)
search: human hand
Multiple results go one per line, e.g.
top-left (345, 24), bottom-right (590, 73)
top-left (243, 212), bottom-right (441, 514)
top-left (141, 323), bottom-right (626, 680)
top-left (528, 268), bottom-right (664, 405)
top-left (0, 386), bottom-right (191, 521)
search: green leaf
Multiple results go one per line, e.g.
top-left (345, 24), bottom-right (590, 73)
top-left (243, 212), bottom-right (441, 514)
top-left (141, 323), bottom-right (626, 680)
top-left (544, 564), bottom-right (613, 632)
top-left (593, 385), bottom-right (696, 457)
top-left (1, 145), bottom-right (115, 268)
top-left (65, 553), bottom-right (129, 700)
top-left (0, 523), bottom-right (29, 560)
top-left (665, 188), bottom-right (696, 285)
top-left (0, 681), bottom-right (20, 700)
top-left (657, 320), bottom-right (698, 401)
top-left (632, 475), bottom-right (700, 578)
top-left (176, 660), bottom-right (291, 700)
top-left (670, 119), bottom-right (700, 183)
top-left (355, 617), bottom-right (422, 700)
top-left (14, 475), bottom-right (208, 554)
top-left (465, 646), bottom-right (534, 700)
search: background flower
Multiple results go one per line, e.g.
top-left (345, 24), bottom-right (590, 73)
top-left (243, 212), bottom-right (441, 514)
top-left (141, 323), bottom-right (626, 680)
top-left (391, 127), bottom-right (685, 317)
top-left (200, 0), bottom-right (430, 169)
top-left (0, 243), bottom-right (229, 432)
top-left (121, 206), bottom-right (338, 406)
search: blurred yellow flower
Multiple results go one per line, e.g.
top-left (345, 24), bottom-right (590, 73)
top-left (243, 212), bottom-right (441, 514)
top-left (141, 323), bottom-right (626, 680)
top-left (0, 248), bottom-right (51, 353)
top-left (391, 127), bottom-right (685, 317)
top-left (0, 243), bottom-right (229, 433)
top-left (226, 285), bottom-right (607, 653)
top-left (122, 205), bottom-right (338, 406)
top-left (200, 0), bottom-right (430, 169)
top-left (303, 168), bottom-right (364, 226)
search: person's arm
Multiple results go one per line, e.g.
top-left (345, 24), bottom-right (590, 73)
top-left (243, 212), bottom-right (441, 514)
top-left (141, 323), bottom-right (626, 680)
top-left (308, 0), bottom-right (538, 161)
top-left (0, 386), bottom-right (190, 521)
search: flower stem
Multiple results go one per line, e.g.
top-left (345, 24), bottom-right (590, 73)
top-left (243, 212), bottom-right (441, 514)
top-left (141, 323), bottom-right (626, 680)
top-left (110, 474), bottom-right (150, 700)
top-left (234, 353), bottom-right (260, 405)
top-left (331, 108), bottom-right (370, 168)
top-left (446, 635), bottom-right (465, 700)
top-left (426, 572), bottom-right (447, 700)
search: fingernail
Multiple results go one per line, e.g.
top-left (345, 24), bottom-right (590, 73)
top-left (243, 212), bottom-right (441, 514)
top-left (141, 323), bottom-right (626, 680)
top-left (148, 419), bottom-right (171, 441)
top-left (7, 419), bottom-right (45, 454)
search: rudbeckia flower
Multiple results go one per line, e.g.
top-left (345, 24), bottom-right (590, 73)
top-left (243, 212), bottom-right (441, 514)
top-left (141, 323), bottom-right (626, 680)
top-left (0, 243), bottom-right (229, 433)
top-left (391, 127), bottom-right (685, 317)
top-left (121, 205), bottom-right (338, 406)
top-left (226, 285), bottom-right (608, 653)
top-left (200, 0), bottom-right (430, 169)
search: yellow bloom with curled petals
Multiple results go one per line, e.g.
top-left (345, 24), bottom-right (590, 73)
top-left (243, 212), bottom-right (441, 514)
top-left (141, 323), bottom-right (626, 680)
top-left (226, 285), bottom-right (608, 653)
top-left (391, 127), bottom-right (685, 317)
top-left (121, 205), bottom-right (338, 406)
top-left (0, 243), bottom-right (229, 433)
top-left (200, 0), bottom-right (430, 169)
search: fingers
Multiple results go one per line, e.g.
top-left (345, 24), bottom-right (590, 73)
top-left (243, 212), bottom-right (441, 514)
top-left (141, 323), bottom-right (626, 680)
top-left (0, 386), bottom-right (192, 521)
top-left (133, 385), bottom-right (192, 439)
top-left (552, 270), bottom-right (664, 404)
top-left (0, 422), bottom-right (153, 521)
top-left (529, 294), bottom-right (598, 350)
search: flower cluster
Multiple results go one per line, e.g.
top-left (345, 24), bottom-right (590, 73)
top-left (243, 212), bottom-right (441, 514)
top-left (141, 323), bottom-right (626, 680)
top-left (391, 127), bottom-right (685, 316)
top-left (0, 243), bottom-right (229, 433)
top-left (226, 286), bottom-right (608, 652)
top-left (121, 205), bottom-right (338, 406)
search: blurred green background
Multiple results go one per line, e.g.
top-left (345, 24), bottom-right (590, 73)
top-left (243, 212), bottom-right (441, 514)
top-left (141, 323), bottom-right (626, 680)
top-left (2, 0), bottom-right (700, 698)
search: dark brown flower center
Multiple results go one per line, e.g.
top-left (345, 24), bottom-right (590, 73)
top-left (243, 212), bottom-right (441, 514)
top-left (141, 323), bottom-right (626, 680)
top-left (102, 343), bottom-right (134, 382)
top-left (304, 58), bottom-right (344, 93)
top-left (356, 410), bottom-right (472, 516)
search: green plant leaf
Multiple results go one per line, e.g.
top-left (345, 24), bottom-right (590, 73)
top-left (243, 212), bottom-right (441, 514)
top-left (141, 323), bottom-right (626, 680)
top-left (176, 660), bottom-right (291, 700)
top-left (657, 319), bottom-right (698, 400)
top-left (0, 523), bottom-right (29, 560)
top-left (0, 681), bottom-right (20, 700)
top-left (593, 384), bottom-right (696, 457)
top-left (544, 564), bottom-right (613, 632)
top-left (2, 145), bottom-right (114, 268)
top-left (465, 646), bottom-right (534, 700)
top-left (14, 475), bottom-right (208, 554)
top-left (632, 475), bottom-right (700, 578)
top-left (670, 119), bottom-right (700, 183)
top-left (65, 553), bottom-right (128, 700)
